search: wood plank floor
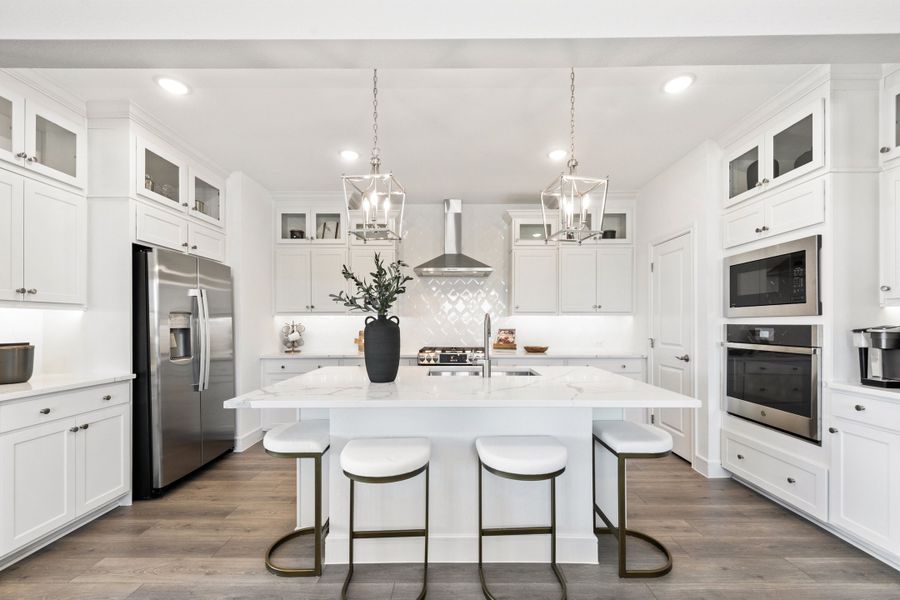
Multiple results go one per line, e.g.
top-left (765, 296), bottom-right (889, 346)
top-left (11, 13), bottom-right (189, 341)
top-left (2, 444), bottom-right (898, 599)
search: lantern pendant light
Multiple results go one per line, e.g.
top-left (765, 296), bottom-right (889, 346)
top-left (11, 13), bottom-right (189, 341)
top-left (342, 69), bottom-right (406, 242)
top-left (540, 68), bottom-right (609, 244)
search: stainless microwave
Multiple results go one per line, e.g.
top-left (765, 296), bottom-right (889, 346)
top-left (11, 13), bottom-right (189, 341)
top-left (724, 235), bottom-right (821, 318)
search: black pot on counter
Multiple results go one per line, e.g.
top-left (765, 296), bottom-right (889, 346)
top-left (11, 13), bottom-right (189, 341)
top-left (364, 315), bottom-right (401, 383)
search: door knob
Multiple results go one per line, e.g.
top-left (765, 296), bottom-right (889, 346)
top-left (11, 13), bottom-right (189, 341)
top-left (675, 354), bottom-right (690, 362)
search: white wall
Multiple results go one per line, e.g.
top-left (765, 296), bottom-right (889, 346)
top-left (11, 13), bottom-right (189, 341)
top-left (635, 140), bottom-right (725, 477)
top-left (0, 307), bottom-right (86, 375)
top-left (227, 172), bottom-right (274, 448)
top-left (270, 201), bottom-right (642, 356)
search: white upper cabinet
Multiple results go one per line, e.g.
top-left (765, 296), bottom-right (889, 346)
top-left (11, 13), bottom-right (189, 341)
top-left (0, 169), bottom-right (24, 302)
top-left (277, 206), bottom-right (346, 244)
top-left (596, 247), bottom-right (634, 313)
top-left (559, 246), bottom-right (633, 314)
top-left (723, 179), bottom-right (825, 249)
top-left (725, 98), bottom-right (825, 207)
top-left (350, 246), bottom-right (396, 277)
top-left (187, 222), bottom-right (226, 263)
top-left (24, 102), bottom-right (86, 189)
top-left (309, 248), bottom-right (348, 313)
top-left (880, 165), bottom-right (900, 304)
top-left (274, 247), bottom-right (347, 314)
top-left (512, 248), bottom-right (558, 314)
top-left (136, 137), bottom-right (187, 211)
top-left (0, 86), bottom-right (25, 167)
top-left (274, 248), bottom-right (312, 313)
top-left (189, 166), bottom-right (225, 228)
top-left (880, 80), bottom-right (900, 164)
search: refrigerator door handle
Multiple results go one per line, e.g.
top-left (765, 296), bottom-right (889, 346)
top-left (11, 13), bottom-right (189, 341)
top-left (189, 288), bottom-right (207, 392)
top-left (201, 289), bottom-right (212, 391)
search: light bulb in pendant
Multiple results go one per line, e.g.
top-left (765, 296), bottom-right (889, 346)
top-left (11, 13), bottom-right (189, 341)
top-left (582, 194), bottom-right (591, 209)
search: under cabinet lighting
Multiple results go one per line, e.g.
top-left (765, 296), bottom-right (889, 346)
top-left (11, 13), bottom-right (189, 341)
top-left (155, 77), bottom-right (191, 96)
top-left (663, 75), bottom-right (694, 95)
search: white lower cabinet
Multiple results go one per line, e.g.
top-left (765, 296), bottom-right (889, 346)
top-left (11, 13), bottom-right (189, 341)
top-left (511, 248), bottom-right (558, 314)
top-left (0, 384), bottom-right (131, 559)
top-left (828, 390), bottom-right (900, 555)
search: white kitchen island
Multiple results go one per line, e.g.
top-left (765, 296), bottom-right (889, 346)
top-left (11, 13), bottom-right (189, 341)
top-left (225, 365), bottom-right (700, 565)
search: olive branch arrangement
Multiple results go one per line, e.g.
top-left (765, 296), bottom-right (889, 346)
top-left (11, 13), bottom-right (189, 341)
top-left (330, 253), bottom-right (413, 317)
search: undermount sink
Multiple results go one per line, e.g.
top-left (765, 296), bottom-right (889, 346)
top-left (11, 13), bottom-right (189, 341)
top-left (427, 368), bottom-right (540, 377)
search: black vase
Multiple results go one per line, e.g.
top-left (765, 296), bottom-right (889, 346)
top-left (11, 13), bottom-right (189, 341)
top-left (364, 315), bottom-right (401, 383)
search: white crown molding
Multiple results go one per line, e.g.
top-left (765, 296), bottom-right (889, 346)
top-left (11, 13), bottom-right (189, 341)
top-left (1, 68), bottom-right (86, 116)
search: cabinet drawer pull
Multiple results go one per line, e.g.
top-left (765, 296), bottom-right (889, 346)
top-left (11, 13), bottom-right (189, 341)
top-left (854, 404), bottom-right (866, 412)
top-left (828, 427), bottom-right (838, 434)
top-left (69, 426), bottom-right (79, 433)
top-left (80, 423), bottom-right (90, 430)
top-left (736, 454), bottom-right (744, 460)
top-left (39, 408), bottom-right (51, 415)
top-left (102, 394), bottom-right (112, 401)
top-left (786, 477), bottom-right (796, 484)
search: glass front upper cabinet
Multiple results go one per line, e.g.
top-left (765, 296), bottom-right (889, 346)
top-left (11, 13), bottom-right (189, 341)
top-left (277, 208), bottom-right (345, 243)
top-left (599, 209), bottom-right (630, 243)
top-left (189, 168), bottom-right (225, 227)
top-left (882, 82), bottom-right (900, 163)
top-left (0, 88), bottom-right (24, 166)
top-left (0, 95), bottom-right (14, 156)
top-left (137, 139), bottom-right (185, 208)
top-left (727, 144), bottom-right (762, 203)
top-left (24, 102), bottom-right (85, 188)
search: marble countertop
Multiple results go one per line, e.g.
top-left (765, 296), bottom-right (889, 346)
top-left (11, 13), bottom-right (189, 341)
top-left (0, 373), bottom-right (135, 403)
top-left (259, 348), bottom-right (646, 360)
top-left (226, 365), bottom-right (698, 409)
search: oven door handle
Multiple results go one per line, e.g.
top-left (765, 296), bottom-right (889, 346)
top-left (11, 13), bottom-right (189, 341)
top-left (725, 342), bottom-right (818, 355)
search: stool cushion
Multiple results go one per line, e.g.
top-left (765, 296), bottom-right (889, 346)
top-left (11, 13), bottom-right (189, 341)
top-left (592, 420), bottom-right (673, 455)
top-left (264, 420), bottom-right (330, 454)
top-left (475, 436), bottom-right (567, 476)
top-left (341, 437), bottom-right (431, 479)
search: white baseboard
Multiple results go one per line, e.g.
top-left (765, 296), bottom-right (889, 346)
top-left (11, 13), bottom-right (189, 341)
top-left (324, 534), bottom-right (599, 565)
top-left (692, 453), bottom-right (730, 478)
top-left (234, 427), bottom-right (263, 452)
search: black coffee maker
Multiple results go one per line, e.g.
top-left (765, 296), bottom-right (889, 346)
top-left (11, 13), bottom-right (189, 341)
top-left (853, 326), bottom-right (900, 388)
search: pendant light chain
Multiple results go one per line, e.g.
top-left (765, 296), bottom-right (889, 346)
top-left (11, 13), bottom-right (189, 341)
top-left (371, 68), bottom-right (381, 171)
top-left (568, 67), bottom-right (578, 173)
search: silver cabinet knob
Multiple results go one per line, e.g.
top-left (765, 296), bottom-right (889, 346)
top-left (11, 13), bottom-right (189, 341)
top-left (310, 305), bottom-right (315, 309)
top-left (190, 245), bottom-right (198, 250)
top-left (280, 365), bottom-right (285, 369)
top-left (39, 408), bottom-right (51, 415)
top-left (15, 151), bottom-right (27, 159)
top-left (620, 364), bottom-right (626, 369)
top-left (881, 285), bottom-right (892, 292)
top-left (182, 202), bottom-right (189, 207)
top-left (181, 242), bottom-right (189, 247)
top-left (854, 404), bottom-right (866, 412)
top-left (828, 427), bottom-right (838, 434)
top-left (755, 227), bottom-right (762, 233)
top-left (14, 287), bottom-right (25, 294)
top-left (69, 427), bottom-right (80, 433)
top-left (761, 178), bottom-right (770, 184)
top-left (102, 395), bottom-right (112, 401)
top-left (305, 305), bottom-right (309, 310)
top-left (26, 288), bottom-right (37, 294)
top-left (737, 454), bottom-right (744, 460)
top-left (881, 147), bottom-right (892, 154)
top-left (761, 225), bottom-right (769, 232)
top-left (787, 477), bottom-right (796, 484)
top-left (26, 156), bottom-right (38, 163)
top-left (675, 354), bottom-right (691, 363)
top-left (754, 182), bottom-right (763, 188)
top-left (80, 423), bottom-right (90, 430)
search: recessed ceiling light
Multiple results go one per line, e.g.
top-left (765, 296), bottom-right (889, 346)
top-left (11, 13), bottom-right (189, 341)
top-left (663, 75), bottom-right (695, 95)
top-left (548, 149), bottom-right (568, 161)
top-left (155, 77), bottom-right (190, 96)
top-left (340, 150), bottom-right (360, 161)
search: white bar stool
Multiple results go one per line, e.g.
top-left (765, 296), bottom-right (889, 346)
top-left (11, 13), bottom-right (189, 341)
top-left (592, 420), bottom-right (673, 578)
top-left (475, 435), bottom-right (568, 600)
top-left (262, 419), bottom-right (330, 577)
top-left (340, 437), bottom-right (431, 600)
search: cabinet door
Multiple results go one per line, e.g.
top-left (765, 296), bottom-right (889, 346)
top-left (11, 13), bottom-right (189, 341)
top-left (559, 247), bottom-right (597, 313)
top-left (136, 138), bottom-right (187, 211)
top-left (596, 247), bottom-right (634, 313)
top-left (0, 418), bottom-right (77, 555)
top-left (309, 248), bottom-right (348, 312)
top-left (188, 222), bottom-right (226, 263)
top-left (829, 417), bottom-right (900, 554)
top-left (512, 217), bottom-right (552, 246)
top-left (189, 167), bottom-right (225, 228)
top-left (350, 247), bottom-right (396, 278)
top-left (765, 98), bottom-right (825, 189)
top-left (0, 168), bottom-right (23, 301)
top-left (725, 138), bottom-right (765, 207)
top-left (22, 179), bottom-right (86, 304)
top-left (135, 202), bottom-right (189, 252)
top-left (880, 81), bottom-right (900, 165)
top-left (512, 249), bottom-right (558, 314)
top-left (881, 166), bottom-right (900, 303)
top-left (274, 247), bottom-right (311, 313)
top-left (764, 178), bottom-right (825, 238)
top-left (0, 86), bottom-right (25, 166)
top-left (723, 201), bottom-right (766, 248)
top-left (311, 209), bottom-right (346, 244)
top-left (24, 101), bottom-right (86, 189)
top-left (75, 404), bottom-right (129, 515)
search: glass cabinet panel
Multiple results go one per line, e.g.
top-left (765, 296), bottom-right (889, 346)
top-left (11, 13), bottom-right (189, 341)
top-left (34, 115), bottom-right (77, 178)
top-left (144, 149), bottom-right (180, 204)
top-left (314, 212), bottom-right (342, 241)
top-left (600, 212), bottom-right (627, 241)
top-left (0, 96), bottom-right (12, 153)
top-left (280, 212), bottom-right (308, 241)
top-left (729, 146), bottom-right (760, 199)
top-left (518, 222), bottom-right (551, 241)
top-left (895, 92), bottom-right (899, 148)
top-left (772, 114), bottom-right (813, 180)
top-left (193, 177), bottom-right (221, 222)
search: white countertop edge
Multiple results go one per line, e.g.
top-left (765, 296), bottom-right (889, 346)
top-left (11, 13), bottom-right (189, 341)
top-left (827, 381), bottom-right (900, 403)
top-left (0, 373), bottom-right (135, 403)
top-left (259, 351), bottom-right (647, 360)
top-left (226, 398), bottom-right (700, 409)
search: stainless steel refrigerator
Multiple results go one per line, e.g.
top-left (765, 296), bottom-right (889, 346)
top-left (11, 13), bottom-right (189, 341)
top-left (133, 246), bottom-right (235, 498)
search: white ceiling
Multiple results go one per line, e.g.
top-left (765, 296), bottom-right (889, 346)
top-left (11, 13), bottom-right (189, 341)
top-left (42, 66), bottom-right (811, 200)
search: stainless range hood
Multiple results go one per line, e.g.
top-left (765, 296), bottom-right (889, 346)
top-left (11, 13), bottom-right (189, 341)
top-left (414, 199), bottom-right (493, 278)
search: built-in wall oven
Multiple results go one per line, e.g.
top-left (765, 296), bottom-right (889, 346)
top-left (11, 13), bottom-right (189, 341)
top-left (725, 324), bottom-right (822, 443)
top-left (725, 235), bottom-right (821, 318)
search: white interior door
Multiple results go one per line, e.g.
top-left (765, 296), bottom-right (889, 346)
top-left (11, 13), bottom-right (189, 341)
top-left (650, 232), bottom-right (694, 460)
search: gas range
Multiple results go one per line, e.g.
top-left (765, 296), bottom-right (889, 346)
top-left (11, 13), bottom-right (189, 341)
top-left (417, 346), bottom-right (485, 366)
